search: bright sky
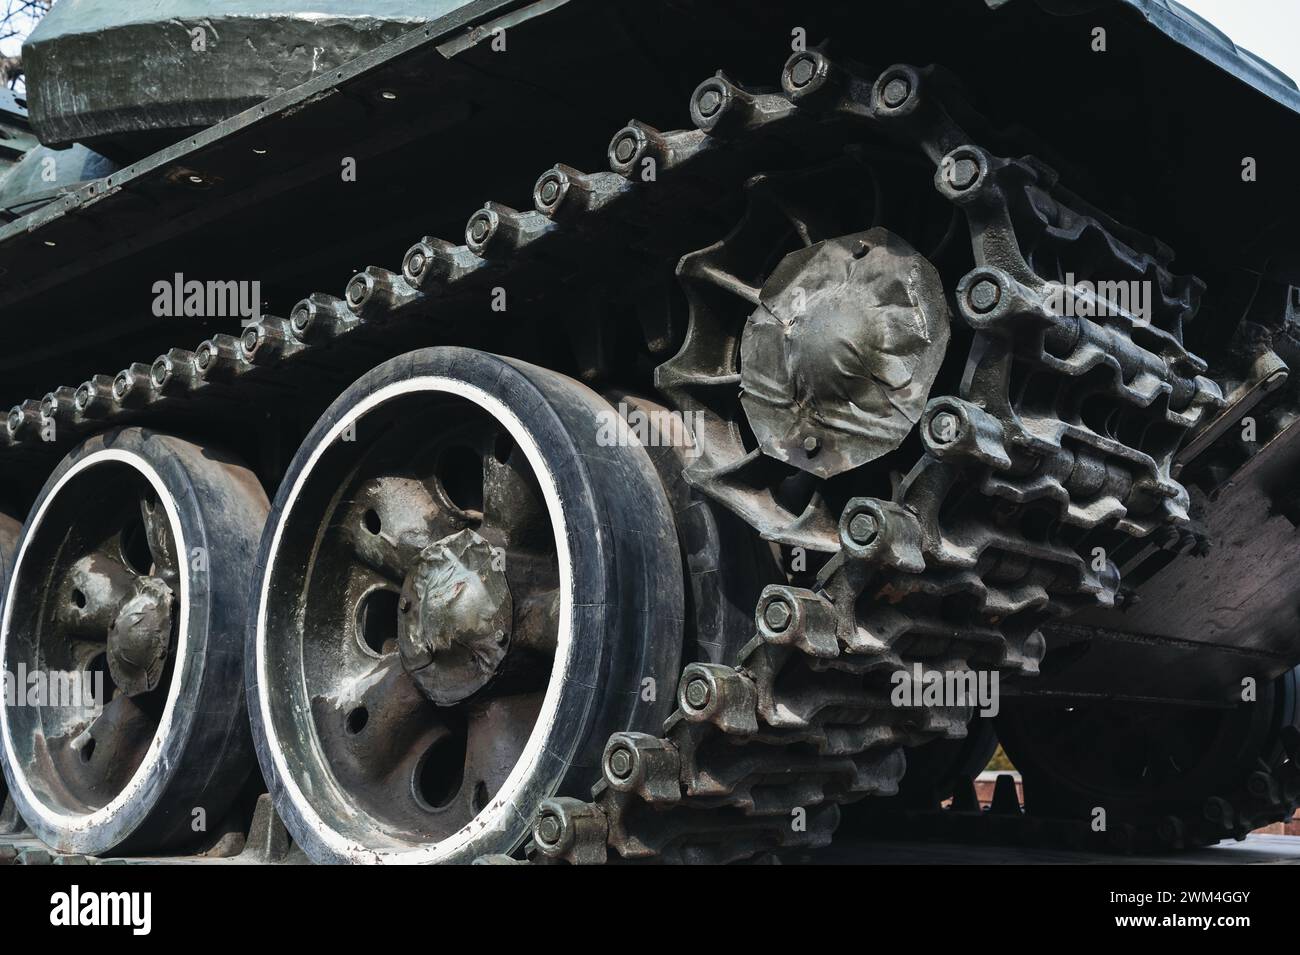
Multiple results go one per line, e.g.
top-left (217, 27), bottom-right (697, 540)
top-left (1178, 0), bottom-right (1300, 83)
top-left (0, 2), bottom-right (1295, 85)
top-left (0, 2), bottom-right (45, 58)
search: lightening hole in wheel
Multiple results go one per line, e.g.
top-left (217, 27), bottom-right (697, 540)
top-left (80, 739), bottom-right (95, 763)
top-left (438, 446), bottom-right (483, 512)
top-left (357, 589), bottom-right (399, 656)
top-left (363, 508), bottom-right (381, 535)
top-left (346, 707), bottom-right (368, 735)
top-left (87, 652), bottom-right (116, 701)
top-left (472, 780), bottom-right (489, 813)
top-left (492, 431), bottom-right (513, 465)
top-left (414, 733), bottom-right (466, 811)
top-left (120, 518), bottom-right (153, 574)
top-left (71, 589), bottom-right (86, 609)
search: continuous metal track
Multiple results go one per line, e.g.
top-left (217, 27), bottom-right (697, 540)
top-left (1, 49), bottom-right (1228, 864)
top-left (506, 54), bottom-right (1223, 864)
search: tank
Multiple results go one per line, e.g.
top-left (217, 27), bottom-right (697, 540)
top-left (2, 0), bottom-right (1300, 865)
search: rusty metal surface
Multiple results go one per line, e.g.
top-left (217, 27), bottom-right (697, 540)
top-left (1, 27), bottom-right (1286, 863)
top-left (739, 228), bottom-right (950, 479)
top-left (512, 48), bottom-right (1242, 863)
top-left (1, 0), bottom-right (1300, 865)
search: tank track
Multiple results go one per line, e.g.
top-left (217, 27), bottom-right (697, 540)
top-left (500, 55), bottom-right (1224, 865)
top-left (0, 50), bottom-right (1224, 864)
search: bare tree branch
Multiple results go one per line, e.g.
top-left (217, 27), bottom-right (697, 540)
top-left (0, 0), bottom-right (49, 90)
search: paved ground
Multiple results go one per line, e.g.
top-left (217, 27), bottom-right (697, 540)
top-left (8, 817), bottom-right (1300, 865)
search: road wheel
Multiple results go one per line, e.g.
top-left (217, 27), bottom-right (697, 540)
top-left (248, 347), bottom-right (685, 863)
top-left (0, 428), bottom-right (266, 854)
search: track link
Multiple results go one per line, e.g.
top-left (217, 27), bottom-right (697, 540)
top-left (2, 49), bottom-right (1226, 865)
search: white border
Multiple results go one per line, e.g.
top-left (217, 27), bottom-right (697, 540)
top-left (255, 376), bottom-right (574, 863)
top-left (0, 448), bottom-right (190, 838)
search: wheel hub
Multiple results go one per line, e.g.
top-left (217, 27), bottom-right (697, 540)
top-left (738, 227), bottom-right (951, 478)
top-left (106, 575), bottom-right (175, 697)
top-left (398, 528), bottom-right (513, 706)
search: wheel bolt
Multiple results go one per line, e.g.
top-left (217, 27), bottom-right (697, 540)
top-left (882, 76), bottom-right (912, 108)
top-left (763, 598), bottom-right (792, 633)
top-left (930, 411), bottom-right (960, 445)
top-left (536, 812), bottom-right (562, 846)
top-left (803, 435), bottom-right (819, 455)
top-left (848, 512), bottom-right (878, 545)
top-left (697, 88), bottom-right (722, 117)
top-left (399, 596), bottom-right (411, 613)
top-left (788, 54), bottom-right (817, 88)
top-left (948, 157), bottom-right (980, 191)
top-left (195, 345), bottom-right (212, 370)
top-left (608, 746), bottom-right (634, 780)
top-left (967, 278), bottom-right (1001, 314)
top-left (538, 179), bottom-right (559, 205)
top-left (406, 251), bottom-right (426, 276)
top-left (684, 677), bottom-right (712, 710)
top-left (470, 216), bottom-right (491, 243)
top-left (347, 280), bottom-right (366, 305)
top-left (613, 134), bottom-right (637, 164)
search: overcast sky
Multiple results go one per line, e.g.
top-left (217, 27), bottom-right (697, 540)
top-left (1178, 0), bottom-right (1300, 83)
top-left (0, 3), bottom-right (1296, 86)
